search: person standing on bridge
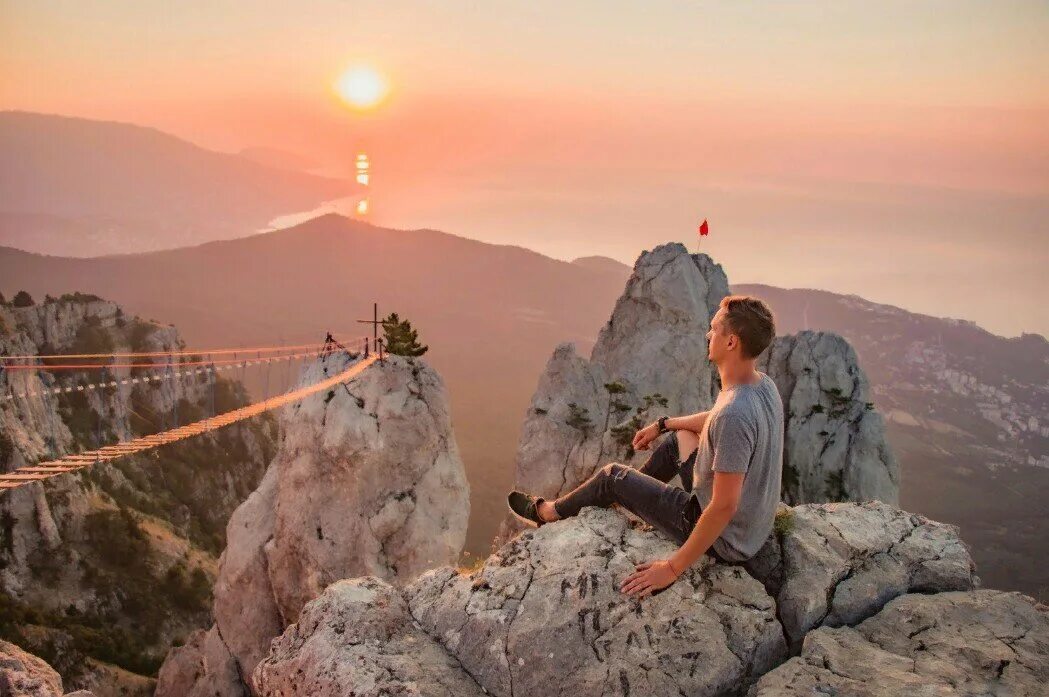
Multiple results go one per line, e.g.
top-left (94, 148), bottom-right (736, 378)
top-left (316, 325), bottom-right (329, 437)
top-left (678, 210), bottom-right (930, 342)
top-left (507, 295), bottom-right (783, 598)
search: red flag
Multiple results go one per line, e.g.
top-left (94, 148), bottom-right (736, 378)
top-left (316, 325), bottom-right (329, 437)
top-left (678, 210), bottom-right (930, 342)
top-left (698, 219), bottom-right (709, 236)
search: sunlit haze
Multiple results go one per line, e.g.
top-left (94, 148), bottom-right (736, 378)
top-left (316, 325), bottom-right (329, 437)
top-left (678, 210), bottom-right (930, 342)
top-left (335, 66), bottom-right (388, 110)
top-left (1, 0), bottom-right (1046, 336)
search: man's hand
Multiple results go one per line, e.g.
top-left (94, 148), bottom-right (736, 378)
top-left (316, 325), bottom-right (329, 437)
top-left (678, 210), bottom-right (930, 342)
top-left (620, 559), bottom-right (678, 597)
top-left (632, 422), bottom-right (660, 451)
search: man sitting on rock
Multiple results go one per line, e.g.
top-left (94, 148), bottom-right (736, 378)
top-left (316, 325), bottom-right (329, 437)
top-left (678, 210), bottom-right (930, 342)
top-left (508, 295), bottom-right (783, 598)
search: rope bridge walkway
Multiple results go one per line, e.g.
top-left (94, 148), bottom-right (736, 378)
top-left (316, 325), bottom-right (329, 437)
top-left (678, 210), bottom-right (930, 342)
top-left (0, 333), bottom-right (383, 493)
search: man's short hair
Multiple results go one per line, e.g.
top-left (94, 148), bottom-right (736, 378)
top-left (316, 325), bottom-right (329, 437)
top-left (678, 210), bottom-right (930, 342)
top-left (718, 295), bottom-right (776, 359)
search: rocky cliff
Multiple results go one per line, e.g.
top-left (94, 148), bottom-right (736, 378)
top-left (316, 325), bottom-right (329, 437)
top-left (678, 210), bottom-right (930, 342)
top-left (758, 331), bottom-right (898, 505)
top-left (0, 294), bottom-right (274, 693)
top-left (506, 243), bottom-right (897, 539)
top-left (249, 502), bottom-right (1048, 696)
top-left (156, 351), bottom-right (471, 696)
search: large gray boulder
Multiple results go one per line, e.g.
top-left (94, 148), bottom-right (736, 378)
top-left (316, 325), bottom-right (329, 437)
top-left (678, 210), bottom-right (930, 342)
top-left (409, 507), bottom-right (786, 697)
top-left (745, 501), bottom-right (978, 649)
top-left (758, 331), bottom-right (899, 505)
top-left (749, 589), bottom-right (1049, 696)
top-left (258, 507), bottom-right (790, 696)
top-left (0, 639), bottom-right (95, 697)
top-left (154, 626), bottom-right (246, 697)
top-left (156, 352), bottom-right (471, 696)
top-left (0, 640), bottom-right (63, 697)
top-left (252, 578), bottom-right (486, 697)
top-left (248, 502), bottom-right (1004, 696)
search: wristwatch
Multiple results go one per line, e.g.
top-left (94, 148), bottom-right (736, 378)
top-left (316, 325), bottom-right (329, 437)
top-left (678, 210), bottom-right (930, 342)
top-left (657, 415), bottom-right (670, 434)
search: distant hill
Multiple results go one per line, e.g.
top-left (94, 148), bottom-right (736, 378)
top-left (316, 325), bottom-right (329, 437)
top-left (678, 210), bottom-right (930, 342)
top-left (0, 111), bottom-right (347, 256)
top-left (237, 146), bottom-right (322, 173)
top-left (570, 254), bottom-right (632, 279)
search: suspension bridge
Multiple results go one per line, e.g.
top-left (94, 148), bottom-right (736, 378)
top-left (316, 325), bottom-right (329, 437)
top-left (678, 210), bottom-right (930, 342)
top-left (0, 329), bottom-right (387, 493)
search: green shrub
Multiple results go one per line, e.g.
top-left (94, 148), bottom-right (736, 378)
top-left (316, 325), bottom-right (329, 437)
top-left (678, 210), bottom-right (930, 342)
top-left (84, 506), bottom-right (151, 571)
top-left (824, 470), bottom-right (846, 502)
top-left (126, 322), bottom-right (156, 354)
top-left (11, 291), bottom-right (34, 307)
top-left (66, 316), bottom-right (115, 357)
top-left (773, 508), bottom-right (795, 537)
top-left (162, 562), bottom-right (211, 612)
top-left (57, 292), bottom-right (103, 304)
top-left (782, 461), bottom-right (799, 494)
top-left (380, 312), bottom-right (428, 357)
top-left (565, 402), bottom-right (592, 436)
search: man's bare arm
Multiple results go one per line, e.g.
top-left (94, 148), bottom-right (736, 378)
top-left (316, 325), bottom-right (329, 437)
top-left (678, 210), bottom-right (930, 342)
top-left (668, 471), bottom-right (744, 573)
top-left (632, 410), bottom-right (711, 452)
top-left (664, 411), bottom-right (711, 433)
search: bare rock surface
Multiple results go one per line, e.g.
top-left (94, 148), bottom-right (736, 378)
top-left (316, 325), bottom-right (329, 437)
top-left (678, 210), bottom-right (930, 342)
top-left (249, 502), bottom-right (1005, 696)
top-left (758, 331), bottom-right (899, 505)
top-left (745, 501), bottom-right (978, 648)
top-left (410, 507), bottom-right (787, 697)
top-left (0, 639), bottom-right (96, 697)
top-left (154, 626), bottom-right (246, 697)
top-left (252, 578), bottom-right (486, 697)
top-left (748, 589), bottom-right (1049, 696)
top-left (0, 640), bottom-right (63, 697)
top-left (258, 507), bottom-right (790, 696)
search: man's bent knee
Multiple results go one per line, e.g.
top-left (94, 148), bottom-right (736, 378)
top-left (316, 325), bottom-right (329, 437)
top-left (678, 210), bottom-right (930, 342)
top-left (600, 462), bottom-right (629, 480)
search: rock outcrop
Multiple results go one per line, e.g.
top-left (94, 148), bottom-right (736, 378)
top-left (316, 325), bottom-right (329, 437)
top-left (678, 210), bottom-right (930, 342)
top-left (506, 243), bottom-right (898, 539)
top-left (154, 626), bottom-right (245, 697)
top-left (0, 294), bottom-right (273, 693)
top-left (743, 501), bottom-right (977, 649)
top-left (252, 502), bottom-right (1008, 696)
top-left (749, 590), bottom-right (1049, 696)
top-left (758, 331), bottom-right (899, 505)
top-left (0, 639), bottom-right (94, 697)
top-left (157, 351), bottom-right (471, 696)
top-left (253, 578), bottom-right (487, 697)
top-left (507, 245), bottom-right (729, 537)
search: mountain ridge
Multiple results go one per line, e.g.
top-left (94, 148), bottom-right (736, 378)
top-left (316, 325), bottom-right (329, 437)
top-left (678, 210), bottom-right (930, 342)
top-left (0, 111), bottom-right (348, 256)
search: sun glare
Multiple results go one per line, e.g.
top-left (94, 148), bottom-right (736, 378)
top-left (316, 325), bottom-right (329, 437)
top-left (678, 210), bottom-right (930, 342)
top-left (335, 66), bottom-right (388, 109)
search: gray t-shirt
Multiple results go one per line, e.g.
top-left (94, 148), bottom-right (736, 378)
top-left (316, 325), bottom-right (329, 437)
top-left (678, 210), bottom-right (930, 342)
top-left (691, 372), bottom-right (784, 562)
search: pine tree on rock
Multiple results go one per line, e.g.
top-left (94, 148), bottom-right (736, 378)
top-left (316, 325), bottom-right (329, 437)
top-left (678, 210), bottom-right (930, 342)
top-left (11, 291), bottom-right (34, 308)
top-left (381, 313), bottom-right (429, 357)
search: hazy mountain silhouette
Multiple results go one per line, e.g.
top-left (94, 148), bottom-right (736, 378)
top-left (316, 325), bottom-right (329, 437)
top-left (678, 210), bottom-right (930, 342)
top-left (0, 111), bottom-right (347, 256)
top-left (237, 146), bottom-right (322, 174)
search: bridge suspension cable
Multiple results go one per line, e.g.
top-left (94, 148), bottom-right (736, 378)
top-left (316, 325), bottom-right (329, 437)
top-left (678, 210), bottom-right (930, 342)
top-left (0, 334), bottom-right (381, 493)
top-left (0, 336), bottom-right (361, 362)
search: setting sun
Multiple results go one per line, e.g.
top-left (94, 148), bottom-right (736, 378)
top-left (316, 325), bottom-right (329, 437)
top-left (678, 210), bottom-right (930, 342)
top-left (335, 66), bottom-right (388, 109)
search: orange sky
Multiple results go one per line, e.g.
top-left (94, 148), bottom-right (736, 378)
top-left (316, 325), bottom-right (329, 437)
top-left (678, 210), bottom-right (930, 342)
top-left (2, 1), bottom-right (1047, 336)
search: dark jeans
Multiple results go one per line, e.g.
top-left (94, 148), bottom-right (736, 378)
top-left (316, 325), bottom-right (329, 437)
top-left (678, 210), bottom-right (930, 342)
top-left (552, 433), bottom-right (724, 561)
